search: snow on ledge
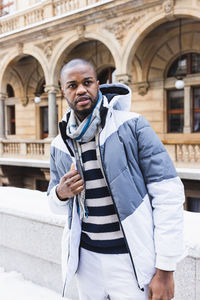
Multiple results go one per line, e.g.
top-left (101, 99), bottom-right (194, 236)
top-left (0, 187), bottom-right (65, 226)
top-left (0, 187), bottom-right (200, 257)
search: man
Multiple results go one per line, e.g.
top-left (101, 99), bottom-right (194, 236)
top-left (47, 58), bottom-right (185, 300)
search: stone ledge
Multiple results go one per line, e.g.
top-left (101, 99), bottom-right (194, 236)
top-left (177, 167), bottom-right (200, 181)
top-left (0, 157), bottom-right (50, 168)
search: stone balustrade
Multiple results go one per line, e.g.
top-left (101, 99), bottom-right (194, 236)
top-left (0, 140), bottom-right (50, 159)
top-left (163, 141), bottom-right (200, 166)
top-left (0, 0), bottom-right (111, 36)
top-left (1, 140), bottom-right (200, 167)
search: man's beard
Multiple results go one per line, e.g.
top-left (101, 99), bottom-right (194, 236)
top-left (74, 105), bottom-right (96, 118)
top-left (67, 94), bottom-right (99, 120)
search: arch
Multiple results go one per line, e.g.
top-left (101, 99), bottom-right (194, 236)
top-left (147, 24), bottom-right (200, 82)
top-left (122, 7), bottom-right (200, 75)
top-left (3, 67), bottom-right (24, 98)
top-left (48, 30), bottom-right (122, 86)
top-left (0, 46), bottom-right (48, 92)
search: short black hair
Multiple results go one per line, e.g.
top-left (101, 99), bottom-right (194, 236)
top-left (60, 59), bottom-right (97, 81)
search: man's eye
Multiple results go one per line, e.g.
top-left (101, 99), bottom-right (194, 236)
top-left (67, 84), bottom-right (77, 89)
top-left (84, 80), bottom-right (92, 86)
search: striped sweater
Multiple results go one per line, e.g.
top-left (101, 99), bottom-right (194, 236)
top-left (80, 137), bottom-right (128, 254)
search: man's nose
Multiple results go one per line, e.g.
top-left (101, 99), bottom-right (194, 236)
top-left (77, 84), bottom-right (87, 95)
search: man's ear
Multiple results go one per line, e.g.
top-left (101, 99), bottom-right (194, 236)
top-left (97, 80), bottom-right (100, 87)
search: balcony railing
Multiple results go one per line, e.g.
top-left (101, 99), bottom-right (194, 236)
top-left (0, 0), bottom-right (112, 36)
top-left (163, 141), bottom-right (200, 166)
top-left (1, 139), bottom-right (200, 168)
top-left (0, 140), bottom-right (50, 159)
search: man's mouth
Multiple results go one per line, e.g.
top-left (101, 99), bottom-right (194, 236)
top-left (76, 96), bottom-right (91, 106)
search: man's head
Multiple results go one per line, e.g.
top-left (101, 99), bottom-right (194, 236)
top-left (60, 59), bottom-right (99, 121)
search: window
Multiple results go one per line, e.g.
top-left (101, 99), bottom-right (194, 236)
top-left (7, 105), bottom-right (15, 135)
top-left (167, 53), bottom-right (200, 77)
top-left (167, 53), bottom-right (200, 133)
top-left (167, 90), bottom-right (184, 133)
top-left (193, 87), bottom-right (200, 132)
top-left (7, 84), bottom-right (15, 97)
top-left (40, 106), bottom-right (48, 139)
top-left (0, 0), bottom-right (14, 17)
top-left (40, 105), bottom-right (58, 139)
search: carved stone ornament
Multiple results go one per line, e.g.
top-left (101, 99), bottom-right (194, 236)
top-left (44, 41), bottom-right (53, 59)
top-left (37, 39), bottom-right (60, 59)
top-left (163, 0), bottom-right (174, 19)
top-left (138, 82), bottom-right (149, 96)
top-left (21, 96), bottom-right (29, 106)
top-left (115, 74), bottom-right (132, 85)
top-left (105, 14), bottom-right (144, 44)
top-left (16, 42), bottom-right (24, 55)
top-left (76, 25), bottom-right (86, 38)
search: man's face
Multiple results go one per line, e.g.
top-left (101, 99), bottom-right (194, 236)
top-left (61, 64), bottom-right (99, 120)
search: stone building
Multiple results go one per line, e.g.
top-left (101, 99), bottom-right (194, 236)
top-left (0, 0), bottom-right (200, 210)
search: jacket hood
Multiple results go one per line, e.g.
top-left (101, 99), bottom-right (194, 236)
top-left (100, 83), bottom-right (131, 112)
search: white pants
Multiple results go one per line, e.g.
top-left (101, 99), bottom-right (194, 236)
top-left (76, 248), bottom-right (148, 300)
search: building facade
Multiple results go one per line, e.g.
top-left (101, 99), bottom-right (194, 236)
top-left (0, 0), bottom-right (200, 210)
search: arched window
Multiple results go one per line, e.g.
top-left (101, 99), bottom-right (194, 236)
top-left (167, 53), bottom-right (200, 77)
top-left (98, 67), bottom-right (115, 84)
top-left (166, 53), bottom-right (200, 133)
top-left (7, 84), bottom-right (15, 97)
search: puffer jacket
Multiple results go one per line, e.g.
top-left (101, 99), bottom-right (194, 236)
top-left (47, 83), bottom-right (185, 298)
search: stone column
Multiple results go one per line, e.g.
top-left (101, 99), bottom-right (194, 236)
top-left (45, 85), bottom-right (59, 139)
top-left (0, 92), bottom-right (6, 139)
top-left (184, 86), bottom-right (191, 133)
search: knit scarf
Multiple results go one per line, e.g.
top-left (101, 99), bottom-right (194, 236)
top-left (66, 91), bottom-right (102, 219)
top-left (66, 91), bottom-right (102, 143)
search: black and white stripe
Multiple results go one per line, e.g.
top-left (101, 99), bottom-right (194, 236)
top-left (80, 138), bottom-right (127, 254)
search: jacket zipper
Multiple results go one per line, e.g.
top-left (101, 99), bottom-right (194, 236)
top-left (62, 226), bottom-right (71, 298)
top-left (96, 129), bottom-right (143, 291)
top-left (62, 275), bottom-right (67, 298)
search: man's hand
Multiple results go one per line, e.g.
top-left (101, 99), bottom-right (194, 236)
top-left (56, 163), bottom-right (84, 200)
top-left (148, 269), bottom-right (174, 300)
